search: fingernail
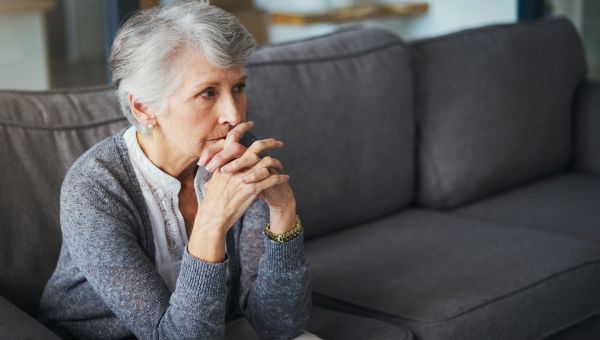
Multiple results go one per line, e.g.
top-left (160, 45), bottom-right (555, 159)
top-left (221, 165), bottom-right (230, 173)
top-left (247, 121), bottom-right (255, 126)
top-left (206, 162), bottom-right (215, 172)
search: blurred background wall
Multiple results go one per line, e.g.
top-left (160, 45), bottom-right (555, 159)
top-left (0, 0), bottom-right (597, 91)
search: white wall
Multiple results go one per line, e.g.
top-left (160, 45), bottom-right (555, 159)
top-left (372, 0), bottom-right (516, 41)
top-left (0, 11), bottom-right (49, 90)
top-left (261, 0), bottom-right (517, 43)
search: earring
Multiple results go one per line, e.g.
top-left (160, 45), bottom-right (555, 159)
top-left (147, 123), bottom-right (154, 130)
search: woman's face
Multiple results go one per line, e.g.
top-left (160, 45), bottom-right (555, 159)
top-left (156, 50), bottom-right (248, 161)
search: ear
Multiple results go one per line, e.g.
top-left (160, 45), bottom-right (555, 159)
top-left (128, 94), bottom-right (157, 127)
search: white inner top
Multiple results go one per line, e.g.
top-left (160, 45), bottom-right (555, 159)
top-left (123, 126), bottom-right (213, 292)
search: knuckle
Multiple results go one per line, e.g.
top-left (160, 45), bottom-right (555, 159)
top-left (228, 159), bottom-right (240, 168)
top-left (232, 143), bottom-right (245, 154)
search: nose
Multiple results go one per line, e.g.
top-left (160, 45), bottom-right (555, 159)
top-left (217, 93), bottom-right (243, 127)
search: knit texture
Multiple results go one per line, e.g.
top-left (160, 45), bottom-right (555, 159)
top-left (37, 129), bottom-right (312, 340)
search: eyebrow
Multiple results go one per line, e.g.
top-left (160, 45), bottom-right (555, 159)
top-left (196, 75), bottom-right (248, 88)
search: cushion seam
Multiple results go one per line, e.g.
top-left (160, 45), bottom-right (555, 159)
top-left (449, 208), bottom-right (600, 243)
top-left (531, 311), bottom-right (600, 340)
top-left (0, 117), bottom-right (127, 130)
top-left (0, 86), bottom-right (114, 96)
top-left (246, 41), bottom-right (407, 67)
top-left (313, 259), bottom-right (600, 323)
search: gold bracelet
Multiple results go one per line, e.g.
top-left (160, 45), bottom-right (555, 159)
top-left (264, 215), bottom-right (302, 243)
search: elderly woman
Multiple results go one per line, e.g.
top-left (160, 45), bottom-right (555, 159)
top-left (38, 2), bottom-right (313, 339)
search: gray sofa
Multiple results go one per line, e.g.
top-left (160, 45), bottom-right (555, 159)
top-left (1, 17), bottom-right (599, 340)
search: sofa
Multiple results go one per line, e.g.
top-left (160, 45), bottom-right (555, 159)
top-left (1, 16), bottom-right (599, 340)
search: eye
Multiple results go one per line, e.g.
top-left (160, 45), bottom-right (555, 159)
top-left (234, 83), bottom-right (246, 93)
top-left (199, 88), bottom-right (216, 98)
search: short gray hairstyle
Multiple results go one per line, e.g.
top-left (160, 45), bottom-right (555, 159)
top-left (110, 0), bottom-right (257, 135)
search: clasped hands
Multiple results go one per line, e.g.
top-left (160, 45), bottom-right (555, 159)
top-left (195, 121), bottom-right (297, 235)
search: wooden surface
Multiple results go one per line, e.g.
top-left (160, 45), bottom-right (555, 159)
top-left (0, 0), bottom-right (56, 14)
top-left (270, 2), bottom-right (428, 26)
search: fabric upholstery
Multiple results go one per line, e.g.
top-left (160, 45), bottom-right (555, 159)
top-left (0, 295), bottom-right (60, 340)
top-left (544, 314), bottom-right (600, 340)
top-left (0, 87), bottom-right (128, 315)
top-left (411, 18), bottom-right (587, 208)
top-left (573, 81), bottom-right (600, 177)
top-left (245, 28), bottom-right (415, 239)
top-left (225, 305), bottom-right (413, 340)
top-left (451, 172), bottom-right (600, 241)
top-left (305, 209), bottom-right (600, 340)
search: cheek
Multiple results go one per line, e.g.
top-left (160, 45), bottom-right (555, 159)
top-left (240, 95), bottom-right (248, 120)
top-left (162, 101), bottom-right (212, 145)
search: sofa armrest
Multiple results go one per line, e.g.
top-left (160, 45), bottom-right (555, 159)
top-left (0, 294), bottom-right (60, 339)
top-left (574, 80), bottom-right (600, 177)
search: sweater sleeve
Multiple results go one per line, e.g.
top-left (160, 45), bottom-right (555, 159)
top-left (60, 173), bottom-right (228, 340)
top-left (237, 199), bottom-right (312, 340)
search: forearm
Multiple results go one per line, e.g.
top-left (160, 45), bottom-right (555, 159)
top-left (245, 233), bottom-right (312, 340)
top-left (188, 213), bottom-right (228, 263)
top-left (157, 248), bottom-right (229, 339)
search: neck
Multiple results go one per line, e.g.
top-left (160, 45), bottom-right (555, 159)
top-left (136, 130), bottom-right (196, 183)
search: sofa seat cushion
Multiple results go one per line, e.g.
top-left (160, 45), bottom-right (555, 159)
top-left (305, 209), bottom-right (600, 340)
top-left (225, 305), bottom-right (413, 340)
top-left (452, 173), bottom-right (600, 241)
top-left (245, 27), bottom-right (415, 239)
top-left (0, 295), bottom-right (60, 340)
top-left (411, 18), bottom-right (587, 208)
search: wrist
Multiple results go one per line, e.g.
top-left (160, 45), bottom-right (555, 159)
top-left (188, 216), bottom-right (228, 263)
top-left (264, 214), bottom-right (303, 243)
top-left (268, 204), bottom-right (297, 235)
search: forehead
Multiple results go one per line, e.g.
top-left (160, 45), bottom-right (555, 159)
top-left (176, 50), bottom-right (245, 87)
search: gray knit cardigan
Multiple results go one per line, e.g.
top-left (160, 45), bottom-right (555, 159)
top-left (37, 129), bottom-right (312, 340)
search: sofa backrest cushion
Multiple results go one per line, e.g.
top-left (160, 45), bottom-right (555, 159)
top-left (411, 18), bottom-right (587, 208)
top-left (0, 87), bottom-right (128, 315)
top-left (245, 27), bottom-right (415, 239)
top-left (573, 81), bottom-right (600, 177)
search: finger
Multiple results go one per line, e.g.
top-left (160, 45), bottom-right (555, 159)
top-left (247, 156), bottom-right (284, 175)
top-left (205, 142), bottom-right (246, 172)
top-left (241, 167), bottom-right (271, 184)
top-left (198, 139), bottom-right (225, 166)
top-left (221, 152), bottom-right (260, 174)
top-left (253, 174), bottom-right (290, 193)
top-left (242, 168), bottom-right (271, 184)
top-left (246, 138), bottom-right (284, 157)
top-left (225, 121), bottom-right (255, 146)
top-left (221, 139), bottom-right (284, 174)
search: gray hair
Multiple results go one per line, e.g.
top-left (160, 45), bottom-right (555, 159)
top-left (110, 0), bottom-right (257, 135)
